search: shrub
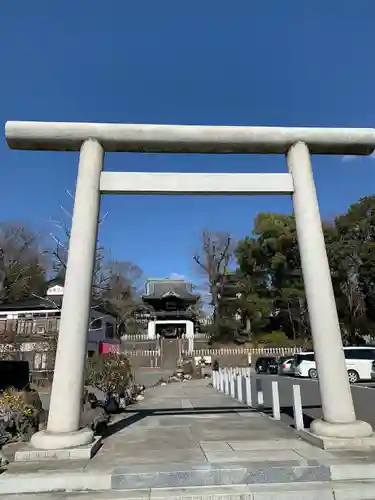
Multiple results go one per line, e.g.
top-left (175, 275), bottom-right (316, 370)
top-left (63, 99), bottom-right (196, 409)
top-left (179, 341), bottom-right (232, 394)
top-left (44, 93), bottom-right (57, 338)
top-left (85, 353), bottom-right (131, 395)
top-left (0, 388), bottom-right (38, 442)
top-left (255, 331), bottom-right (293, 347)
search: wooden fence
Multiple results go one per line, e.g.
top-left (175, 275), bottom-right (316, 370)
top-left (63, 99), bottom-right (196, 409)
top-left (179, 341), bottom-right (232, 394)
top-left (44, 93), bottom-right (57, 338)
top-left (121, 333), bottom-right (211, 341)
top-left (183, 347), bottom-right (302, 357)
top-left (0, 318), bottom-right (60, 338)
top-left (120, 346), bottom-right (301, 358)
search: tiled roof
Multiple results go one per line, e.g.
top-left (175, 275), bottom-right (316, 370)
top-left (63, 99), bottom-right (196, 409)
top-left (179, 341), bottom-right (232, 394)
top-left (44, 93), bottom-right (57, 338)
top-left (0, 295), bottom-right (117, 317)
top-left (143, 279), bottom-right (199, 301)
top-left (0, 295), bottom-right (62, 311)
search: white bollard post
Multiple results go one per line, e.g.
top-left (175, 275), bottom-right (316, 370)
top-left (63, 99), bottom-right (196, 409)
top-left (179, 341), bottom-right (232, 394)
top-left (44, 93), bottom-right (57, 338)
top-left (219, 369), bottom-right (224, 392)
top-left (245, 373), bottom-right (252, 407)
top-left (237, 374), bottom-right (243, 402)
top-left (212, 370), bottom-right (217, 389)
top-left (256, 378), bottom-right (264, 407)
top-left (224, 369), bottom-right (229, 394)
top-left (230, 372), bottom-right (236, 397)
top-left (293, 384), bottom-right (304, 430)
top-left (272, 380), bottom-right (281, 420)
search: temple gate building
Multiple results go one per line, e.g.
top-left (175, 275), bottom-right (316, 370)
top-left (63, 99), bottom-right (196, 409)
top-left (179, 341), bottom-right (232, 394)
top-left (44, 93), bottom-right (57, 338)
top-left (143, 278), bottom-right (199, 353)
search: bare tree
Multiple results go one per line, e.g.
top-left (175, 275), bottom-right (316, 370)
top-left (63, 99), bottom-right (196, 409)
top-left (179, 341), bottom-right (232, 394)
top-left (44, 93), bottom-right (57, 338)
top-left (48, 190), bottom-right (109, 295)
top-left (0, 222), bottom-right (48, 304)
top-left (100, 260), bottom-right (144, 334)
top-left (193, 230), bottom-right (235, 322)
top-left (48, 191), bottom-right (145, 332)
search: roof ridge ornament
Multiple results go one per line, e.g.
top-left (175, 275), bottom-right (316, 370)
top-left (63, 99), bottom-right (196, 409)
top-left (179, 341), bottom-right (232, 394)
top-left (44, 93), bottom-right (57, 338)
top-left (162, 289), bottom-right (179, 298)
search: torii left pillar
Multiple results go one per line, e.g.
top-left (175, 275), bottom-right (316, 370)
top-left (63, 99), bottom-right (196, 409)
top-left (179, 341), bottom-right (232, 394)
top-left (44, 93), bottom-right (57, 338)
top-left (31, 139), bottom-right (103, 450)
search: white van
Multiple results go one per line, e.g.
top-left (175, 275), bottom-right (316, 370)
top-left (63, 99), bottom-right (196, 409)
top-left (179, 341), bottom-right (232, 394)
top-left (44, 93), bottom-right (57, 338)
top-left (293, 347), bottom-right (375, 383)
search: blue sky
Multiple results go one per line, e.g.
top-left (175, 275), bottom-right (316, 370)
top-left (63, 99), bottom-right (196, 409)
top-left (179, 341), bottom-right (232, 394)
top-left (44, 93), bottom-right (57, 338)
top-left (1, 1), bottom-right (375, 284)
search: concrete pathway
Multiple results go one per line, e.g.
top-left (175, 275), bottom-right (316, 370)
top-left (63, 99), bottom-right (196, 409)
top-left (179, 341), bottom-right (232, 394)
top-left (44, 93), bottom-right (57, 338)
top-left (3, 379), bottom-right (375, 498)
top-left (89, 378), bottom-right (301, 471)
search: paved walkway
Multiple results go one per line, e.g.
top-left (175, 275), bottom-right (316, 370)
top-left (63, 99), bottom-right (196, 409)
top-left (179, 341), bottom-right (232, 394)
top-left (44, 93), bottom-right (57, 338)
top-left (90, 378), bottom-right (301, 471)
top-left (3, 379), bottom-right (375, 497)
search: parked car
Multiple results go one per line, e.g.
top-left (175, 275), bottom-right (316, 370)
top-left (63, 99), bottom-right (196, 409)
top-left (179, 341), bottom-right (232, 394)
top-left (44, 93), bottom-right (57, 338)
top-left (294, 347), bottom-right (375, 383)
top-left (293, 352), bottom-right (316, 378)
top-left (278, 357), bottom-right (294, 375)
top-left (255, 356), bottom-right (278, 374)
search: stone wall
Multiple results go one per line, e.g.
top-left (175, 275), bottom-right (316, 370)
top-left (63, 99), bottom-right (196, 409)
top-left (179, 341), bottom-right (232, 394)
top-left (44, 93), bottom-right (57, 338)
top-left (207, 353), bottom-right (249, 368)
top-left (117, 338), bottom-right (302, 378)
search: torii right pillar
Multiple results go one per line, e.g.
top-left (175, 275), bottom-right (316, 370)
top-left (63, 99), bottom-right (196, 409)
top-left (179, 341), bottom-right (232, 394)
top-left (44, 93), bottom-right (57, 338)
top-left (287, 141), bottom-right (372, 439)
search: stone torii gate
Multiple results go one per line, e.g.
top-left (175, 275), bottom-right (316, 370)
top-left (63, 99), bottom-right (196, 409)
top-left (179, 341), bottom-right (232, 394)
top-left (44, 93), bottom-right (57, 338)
top-left (5, 121), bottom-right (375, 453)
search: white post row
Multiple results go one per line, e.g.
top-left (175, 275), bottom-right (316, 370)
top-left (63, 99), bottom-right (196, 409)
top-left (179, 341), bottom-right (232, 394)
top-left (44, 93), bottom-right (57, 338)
top-left (214, 366), bottom-right (252, 407)
top-left (214, 367), bottom-right (306, 429)
top-left (213, 366), bottom-right (261, 410)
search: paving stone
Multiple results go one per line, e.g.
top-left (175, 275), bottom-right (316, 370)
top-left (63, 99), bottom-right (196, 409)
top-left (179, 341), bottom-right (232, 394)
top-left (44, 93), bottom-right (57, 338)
top-left (0, 472), bottom-right (111, 494)
top-left (294, 448), bottom-right (337, 461)
top-left (111, 462), bottom-right (330, 489)
top-left (93, 446), bottom-right (207, 467)
top-left (191, 428), bottom-right (293, 442)
top-left (150, 484), bottom-right (252, 499)
top-left (250, 481), bottom-right (335, 500)
top-left (6, 459), bottom-right (88, 474)
top-left (103, 427), bottom-right (195, 447)
top-left (199, 441), bottom-right (232, 452)
top-left (228, 439), bottom-right (312, 451)
top-left (204, 449), bottom-right (302, 463)
top-left (67, 491), bottom-right (151, 500)
top-left (14, 437), bottom-right (102, 462)
top-left (245, 465), bottom-right (330, 485)
top-left (181, 399), bottom-right (194, 408)
top-left (330, 463), bottom-right (375, 480)
top-left (333, 481), bottom-right (375, 499)
top-left (237, 412), bottom-right (268, 418)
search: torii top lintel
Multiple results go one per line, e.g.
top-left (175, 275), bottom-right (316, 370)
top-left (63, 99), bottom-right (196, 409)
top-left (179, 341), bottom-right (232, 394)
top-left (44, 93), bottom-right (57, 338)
top-left (5, 121), bottom-right (375, 155)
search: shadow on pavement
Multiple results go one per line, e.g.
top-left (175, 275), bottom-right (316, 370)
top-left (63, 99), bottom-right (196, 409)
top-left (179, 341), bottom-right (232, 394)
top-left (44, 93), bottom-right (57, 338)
top-left (262, 404), bottom-right (322, 428)
top-left (101, 405), bottom-right (257, 439)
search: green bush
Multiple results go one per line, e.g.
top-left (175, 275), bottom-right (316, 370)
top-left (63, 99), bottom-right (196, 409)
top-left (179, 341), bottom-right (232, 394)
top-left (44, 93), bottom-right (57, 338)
top-left (255, 331), bottom-right (293, 347)
top-left (85, 353), bottom-right (131, 394)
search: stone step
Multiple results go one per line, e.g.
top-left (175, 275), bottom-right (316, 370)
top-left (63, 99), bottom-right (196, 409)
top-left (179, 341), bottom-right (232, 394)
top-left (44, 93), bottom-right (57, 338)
top-left (110, 461), bottom-right (330, 489)
top-left (2, 481), bottom-right (375, 499)
top-left (2, 461), bottom-right (375, 495)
